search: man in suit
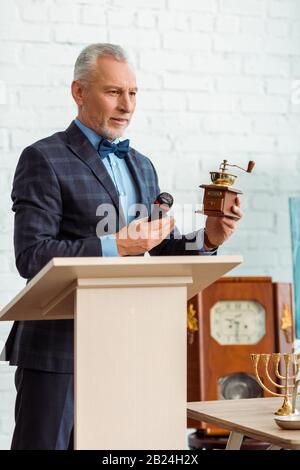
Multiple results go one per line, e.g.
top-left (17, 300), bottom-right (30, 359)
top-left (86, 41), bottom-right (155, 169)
top-left (3, 43), bottom-right (242, 449)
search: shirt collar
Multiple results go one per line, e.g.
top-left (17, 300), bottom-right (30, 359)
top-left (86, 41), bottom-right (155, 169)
top-left (74, 117), bottom-right (120, 150)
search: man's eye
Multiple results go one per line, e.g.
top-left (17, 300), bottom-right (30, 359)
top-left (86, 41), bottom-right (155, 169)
top-left (130, 92), bottom-right (137, 97)
top-left (109, 90), bottom-right (118, 95)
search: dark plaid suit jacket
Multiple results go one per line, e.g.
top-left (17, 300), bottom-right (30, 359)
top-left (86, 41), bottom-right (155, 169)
top-left (3, 121), bottom-right (202, 373)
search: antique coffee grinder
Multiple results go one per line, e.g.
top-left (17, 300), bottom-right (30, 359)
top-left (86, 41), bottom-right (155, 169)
top-left (200, 159), bottom-right (255, 219)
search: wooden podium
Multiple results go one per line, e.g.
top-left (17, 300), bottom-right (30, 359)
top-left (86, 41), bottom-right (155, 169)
top-left (0, 255), bottom-right (242, 449)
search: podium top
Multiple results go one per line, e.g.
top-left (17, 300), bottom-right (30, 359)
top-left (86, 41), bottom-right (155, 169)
top-left (0, 255), bottom-right (242, 321)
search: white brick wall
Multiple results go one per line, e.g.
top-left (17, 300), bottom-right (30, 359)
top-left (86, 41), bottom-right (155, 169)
top-left (1, 0), bottom-right (300, 448)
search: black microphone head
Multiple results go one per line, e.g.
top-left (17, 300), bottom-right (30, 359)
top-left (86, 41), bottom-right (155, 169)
top-left (155, 192), bottom-right (174, 209)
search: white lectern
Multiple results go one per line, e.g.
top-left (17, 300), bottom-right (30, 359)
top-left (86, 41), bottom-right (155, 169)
top-left (0, 255), bottom-right (242, 449)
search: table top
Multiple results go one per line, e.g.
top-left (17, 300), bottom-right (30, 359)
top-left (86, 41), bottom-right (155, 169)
top-left (187, 397), bottom-right (300, 450)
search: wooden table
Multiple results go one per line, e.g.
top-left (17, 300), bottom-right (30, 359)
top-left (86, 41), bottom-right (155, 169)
top-left (187, 397), bottom-right (300, 450)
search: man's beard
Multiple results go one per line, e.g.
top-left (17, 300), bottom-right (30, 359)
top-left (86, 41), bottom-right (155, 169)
top-left (97, 123), bottom-right (128, 142)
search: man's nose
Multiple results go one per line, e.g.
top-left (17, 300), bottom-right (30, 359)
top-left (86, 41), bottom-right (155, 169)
top-left (118, 93), bottom-right (133, 113)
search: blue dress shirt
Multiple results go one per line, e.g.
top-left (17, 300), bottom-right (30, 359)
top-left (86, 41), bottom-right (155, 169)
top-left (74, 118), bottom-right (215, 256)
top-left (75, 118), bottom-right (138, 256)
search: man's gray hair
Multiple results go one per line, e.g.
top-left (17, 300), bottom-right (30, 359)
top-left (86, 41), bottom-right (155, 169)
top-left (74, 43), bottom-right (129, 81)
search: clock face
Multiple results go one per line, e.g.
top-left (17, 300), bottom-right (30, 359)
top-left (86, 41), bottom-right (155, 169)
top-left (210, 300), bottom-right (266, 345)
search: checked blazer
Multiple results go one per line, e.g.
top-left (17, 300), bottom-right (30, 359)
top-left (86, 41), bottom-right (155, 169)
top-left (3, 121), bottom-right (202, 373)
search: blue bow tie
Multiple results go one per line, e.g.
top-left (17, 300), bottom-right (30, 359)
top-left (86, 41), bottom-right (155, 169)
top-left (98, 138), bottom-right (130, 160)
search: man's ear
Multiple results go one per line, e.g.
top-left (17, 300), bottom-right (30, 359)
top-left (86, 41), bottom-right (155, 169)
top-left (71, 80), bottom-right (86, 106)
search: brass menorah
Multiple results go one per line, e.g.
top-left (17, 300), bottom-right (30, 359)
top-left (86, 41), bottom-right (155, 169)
top-left (251, 353), bottom-right (300, 416)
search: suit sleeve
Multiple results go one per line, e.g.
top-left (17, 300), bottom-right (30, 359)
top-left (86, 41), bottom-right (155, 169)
top-left (12, 146), bottom-right (101, 279)
top-left (147, 160), bottom-right (217, 257)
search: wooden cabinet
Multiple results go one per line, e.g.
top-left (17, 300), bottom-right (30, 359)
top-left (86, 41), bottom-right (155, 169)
top-left (187, 277), bottom-right (294, 433)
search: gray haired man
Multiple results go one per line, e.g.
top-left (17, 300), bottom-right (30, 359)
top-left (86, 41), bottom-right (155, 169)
top-left (3, 43), bottom-right (242, 449)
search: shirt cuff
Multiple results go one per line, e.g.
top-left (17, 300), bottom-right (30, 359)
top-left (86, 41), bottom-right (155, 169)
top-left (100, 234), bottom-right (119, 257)
top-left (197, 229), bottom-right (218, 255)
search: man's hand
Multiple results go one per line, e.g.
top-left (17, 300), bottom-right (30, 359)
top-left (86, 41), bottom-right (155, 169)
top-left (116, 216), bottom-right (175, 256)
top-left (204, 196), bottom-right (243, 250)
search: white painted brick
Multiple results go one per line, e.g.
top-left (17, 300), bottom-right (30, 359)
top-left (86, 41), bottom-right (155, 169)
top-left (277, 175), bottom-right (300, 191)
top-left (129, 132), bottom-right (171, 155)
top-left (138, 90), bottom-right (187, 111)
top-left (246, 232), bottom-right (281, 250)
top-left (251, 193), bottom-right (283, 211)
top-left (112, 0), bottom-right (162, 8)
top-left (1, 65), bottom-right (39, 86)
top-left (266, 19), bottom-right (290, 36)
top-left (19, 87), bottom-right (71, 107)
top-left (157, 11), bottom-right (189, 30)
top-left (55, 0), bottom-right (106, 4)
top-left (160, 91), bottom-right (187, 111)
top-left (49, 4), bottom-right (79, 23)
top-left (149, 113), bottom-right (201, 133)
top-left (1, 3), bottom-right (19, 22)
top-left (106, 10), bottom-right (135, 27)
top-left (22, 43), bottom-right (81, 67)
top-left (266, 78), bottom-right (292, 95)
top-left (55, 25), bottom-right (108, 44)
top-left (0, 130), bottom-right (9, 151)
top-left (244, 57), bottom-right (290, 76)
top-left (241, 211), bottom-right (275, 230)
top-left (0, 372), bottom-right (14, 391)
top-left (265, 36), bottom-right (300, 56)
top-left (109, 29), bottom-right (160, 48)
top-left (253, 153), bottom-right (298, 173)
top-left (136, 71), bottom-right (161, 89)
top-left (190, 14), bottom-right (214, 32)
top-left (35, 107), bottom-right (76, 129)
top-left (214, 34), bottom-right (262, 53)
top-left (204, 115), bottom-right (252, 134)
top-left (20, 1), bottom-right (48, 22)
top-left (188, 93), bottom-right (239, 112)
top-left (170, 0), bottom-right (217, 12)
top-left (221, 135), bottom-right (275, 153)
top-left (10, 129), bottom-right (49, 150)
top-left (0, 44), bottom-right (18, 66)
top-left (81, 6), bottom-right (106, 25)
top-left (219, 0), bottom-right (265, 16)
top-left (0, 391), bottom-right (15, 412)
top-left (244, 250), bottom-right (278, 267)
top-left (0, 274), bottom-right (25, 293)
top-left (163, 32), bottom-right (211, 51)
top-left (252, 116), bottom-right (298, 135)
top-left (175, 134), bottom-right (223, 153)
top-left (240, 95), bottom-right (288, 113)
top-left (128, 110), bottom-right (149, 132)
top-left (216, 76), bottom-right (263, 94)
top-left (136, 11), bottom-right (156, 28)
top-left (240, 17), bottom-right (264, 34)
top-left (139, 51), bottom-right (190, 72)
top-left (268, 0), bottom-right (300, 19)
top-left (0, 23), bottom-right (51, 42)
top-left (162, 73), bottom-right (214, 91)
top-left (0, 435), bottom-right (11, 450)
top-left (0, 169), bottom-right (12, 195)
top-left (137, 91), bottom-right (163, 110)
top-left (215, 15), bottom-right (240, 33)
top-left (277, 135), bottom-right (300, 153)
top-left (192, 54), bottom-right (241, 74)
top-left (292, 21), bottom-right (300, 37)
top-left (278, 248), bottom-right (293, 267)
top-left (0, 256), bottom-right (10, 273)
top-left (276, 211), bottom-right (294, 236)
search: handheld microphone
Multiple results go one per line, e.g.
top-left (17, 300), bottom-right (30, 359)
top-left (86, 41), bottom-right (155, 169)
top-left (148, 192), bottom-right (174, 222)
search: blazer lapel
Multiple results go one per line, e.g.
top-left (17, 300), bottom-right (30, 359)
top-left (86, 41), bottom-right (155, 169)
top-left (65, 121), bottom-right (126, 227)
